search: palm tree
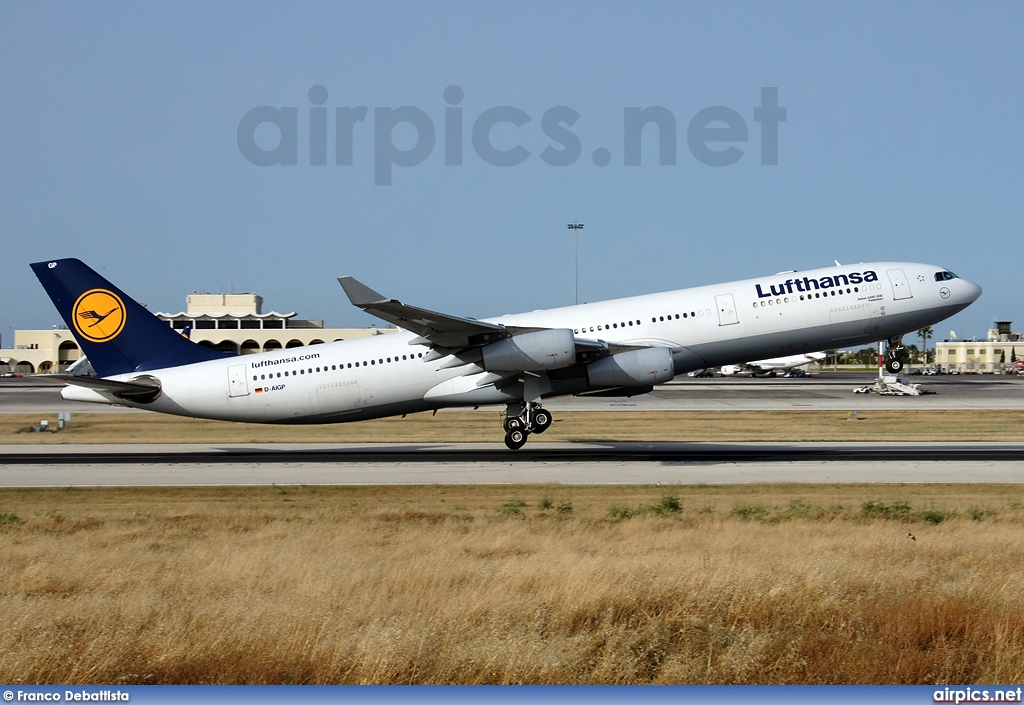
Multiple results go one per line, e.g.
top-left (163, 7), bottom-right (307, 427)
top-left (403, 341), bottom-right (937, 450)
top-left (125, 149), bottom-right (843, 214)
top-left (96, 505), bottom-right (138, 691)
top-left (917, 326), bottom-right (934, 366)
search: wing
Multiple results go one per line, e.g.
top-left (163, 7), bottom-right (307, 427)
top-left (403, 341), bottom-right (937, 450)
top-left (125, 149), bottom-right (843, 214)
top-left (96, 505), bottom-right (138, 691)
top-left (338, 276), bottom-right (521, 348)
top-left (338, 276), bottom-right (651, 362)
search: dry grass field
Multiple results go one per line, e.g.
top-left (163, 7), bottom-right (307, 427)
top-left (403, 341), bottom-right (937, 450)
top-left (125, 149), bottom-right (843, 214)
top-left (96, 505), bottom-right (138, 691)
top-left (3, 409), bottom-right (1024, 443)
top-left (2, 484), bottom-right (1024, 684)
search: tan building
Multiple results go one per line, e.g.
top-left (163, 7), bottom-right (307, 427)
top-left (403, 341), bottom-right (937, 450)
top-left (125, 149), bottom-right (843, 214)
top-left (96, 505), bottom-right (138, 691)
top-left (934, 322), bottom-right (1022, 373)
top-left (0, 328), bottom-right (83, 374)
top-left (0, 293), bottom-right (393, 374)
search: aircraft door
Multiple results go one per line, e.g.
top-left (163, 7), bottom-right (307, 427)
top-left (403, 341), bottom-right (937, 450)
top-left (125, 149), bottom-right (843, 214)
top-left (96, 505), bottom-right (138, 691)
top-left (227, 364), bottom-right (249, 398)
top-left (715, 293), bottom-right (739, 326)
top-left (886, 269), bottom-right (913, 300)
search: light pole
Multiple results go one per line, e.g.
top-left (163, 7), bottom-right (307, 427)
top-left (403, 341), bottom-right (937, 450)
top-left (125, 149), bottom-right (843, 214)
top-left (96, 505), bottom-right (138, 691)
top-left (567, 223), bottom-right (584, 304)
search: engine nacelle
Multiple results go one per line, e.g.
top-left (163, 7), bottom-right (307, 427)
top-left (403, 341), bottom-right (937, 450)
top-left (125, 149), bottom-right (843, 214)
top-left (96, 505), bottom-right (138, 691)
top-left (481, 329), bottom-right (576, 371)
top-left (586, 347), bottom-right (674, 388)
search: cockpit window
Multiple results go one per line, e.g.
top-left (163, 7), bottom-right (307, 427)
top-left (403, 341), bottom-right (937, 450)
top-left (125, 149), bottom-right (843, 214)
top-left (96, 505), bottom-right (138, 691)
top-left (934, 271), bottom-right (958, 282)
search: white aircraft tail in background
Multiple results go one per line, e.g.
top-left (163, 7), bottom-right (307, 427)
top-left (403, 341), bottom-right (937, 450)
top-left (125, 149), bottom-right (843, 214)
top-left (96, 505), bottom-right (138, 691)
top-left (720, 352), bottom-right (828, 377)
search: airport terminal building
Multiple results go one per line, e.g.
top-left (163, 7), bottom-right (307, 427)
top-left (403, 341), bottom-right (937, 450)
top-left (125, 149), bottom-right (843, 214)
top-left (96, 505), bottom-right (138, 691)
top-left (0, 293), bottom-right (394, 374)
top-left (934, 322), bottom-right (1022, 373)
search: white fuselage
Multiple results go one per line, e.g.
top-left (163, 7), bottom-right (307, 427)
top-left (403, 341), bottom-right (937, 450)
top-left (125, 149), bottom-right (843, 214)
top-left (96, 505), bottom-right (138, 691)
top-left (63, 262), bottom-right (981, 423)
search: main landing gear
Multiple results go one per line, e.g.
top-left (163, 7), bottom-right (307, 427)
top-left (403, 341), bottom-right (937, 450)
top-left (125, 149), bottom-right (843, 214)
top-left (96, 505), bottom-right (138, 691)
top-left (502, 402), bottom-right (552, 450)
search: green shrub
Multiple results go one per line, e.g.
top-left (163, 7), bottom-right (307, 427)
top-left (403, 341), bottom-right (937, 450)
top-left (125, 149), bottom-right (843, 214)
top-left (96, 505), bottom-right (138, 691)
top-left (501, 499), bottom-right (527, 515)
top-left (861, 500), bottom-right (912, 519)
top-left (732, 504), bottom-right (769, 521)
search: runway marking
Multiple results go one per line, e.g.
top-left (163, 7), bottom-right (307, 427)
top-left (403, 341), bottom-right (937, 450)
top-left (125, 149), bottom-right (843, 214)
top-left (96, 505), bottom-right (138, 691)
top-left (3, 443), bottom-right (1024, 465)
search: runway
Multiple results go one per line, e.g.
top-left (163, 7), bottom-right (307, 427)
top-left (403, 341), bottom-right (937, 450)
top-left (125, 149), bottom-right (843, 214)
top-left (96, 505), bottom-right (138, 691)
top-left (2, 442), bottom-right (1022, 486)
top-left (3, 372), bottom-right (1024, 413)
top-left (3, 375), bottom-right (1022, 487)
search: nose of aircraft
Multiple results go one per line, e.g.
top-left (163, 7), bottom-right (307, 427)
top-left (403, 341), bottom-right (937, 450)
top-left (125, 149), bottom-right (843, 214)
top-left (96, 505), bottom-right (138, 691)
top-left (962, 279), bottom-right (983, 303)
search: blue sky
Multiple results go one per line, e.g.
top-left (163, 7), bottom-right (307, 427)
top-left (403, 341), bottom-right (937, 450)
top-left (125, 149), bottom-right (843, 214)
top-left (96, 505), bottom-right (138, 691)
top-left (2, 1), bottom-right (1021, 344)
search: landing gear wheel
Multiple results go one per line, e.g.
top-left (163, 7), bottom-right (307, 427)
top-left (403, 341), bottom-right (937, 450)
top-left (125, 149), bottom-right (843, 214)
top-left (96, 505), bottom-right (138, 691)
top-left (532, 408), bottom-right (552, 434)
top-left (504, 416), bottom-right (525, 433)
top-left (504, 428), bottom-right (528, 450)
top-left (886, 357), bottom-right (903, 374)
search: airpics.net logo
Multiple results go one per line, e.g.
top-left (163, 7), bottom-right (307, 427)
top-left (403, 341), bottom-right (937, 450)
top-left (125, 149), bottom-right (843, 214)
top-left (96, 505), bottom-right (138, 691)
top-left (237, 86), bottom-right (786, 185)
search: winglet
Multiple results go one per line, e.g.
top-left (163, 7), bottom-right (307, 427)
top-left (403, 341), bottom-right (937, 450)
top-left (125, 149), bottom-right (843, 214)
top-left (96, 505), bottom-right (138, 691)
top-left (338, 276), bottom-right (389, 307)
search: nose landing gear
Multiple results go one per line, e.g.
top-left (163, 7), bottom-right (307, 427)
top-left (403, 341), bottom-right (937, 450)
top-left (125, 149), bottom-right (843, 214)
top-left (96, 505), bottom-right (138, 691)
top-left (885, 335), bottom-right (905, 374)
top-left (502, 402), bottom-right (552, 450)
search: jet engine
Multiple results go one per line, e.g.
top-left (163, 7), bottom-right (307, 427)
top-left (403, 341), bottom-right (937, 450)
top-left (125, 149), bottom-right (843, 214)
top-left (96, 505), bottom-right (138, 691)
top-left (481, 329), bottom-right (576, 371)
top-left (586, 347), bottom-right (674, 388)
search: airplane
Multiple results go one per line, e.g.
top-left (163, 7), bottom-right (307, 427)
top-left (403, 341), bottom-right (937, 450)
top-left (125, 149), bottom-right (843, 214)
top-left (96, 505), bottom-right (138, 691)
top-left (719, 351), bottom-right (828, 377)
top-left (31, 259), bottom-right (981, 449)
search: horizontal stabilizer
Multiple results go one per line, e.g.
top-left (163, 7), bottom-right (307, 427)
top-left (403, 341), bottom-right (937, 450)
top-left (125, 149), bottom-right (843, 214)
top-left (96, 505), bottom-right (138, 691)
top-left (45, 374), bottom-right (162, 403)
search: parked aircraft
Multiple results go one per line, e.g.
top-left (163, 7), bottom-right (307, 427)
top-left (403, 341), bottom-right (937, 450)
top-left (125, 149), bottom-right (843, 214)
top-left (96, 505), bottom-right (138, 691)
top-left (32, 259), bottom-right (981, 449)
top-left (720, 352), bottom-right (828, 377)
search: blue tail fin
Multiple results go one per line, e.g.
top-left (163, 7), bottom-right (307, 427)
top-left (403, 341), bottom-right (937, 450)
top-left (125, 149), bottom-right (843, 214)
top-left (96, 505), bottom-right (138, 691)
top-left (31, 258), bottom-right (227, 377)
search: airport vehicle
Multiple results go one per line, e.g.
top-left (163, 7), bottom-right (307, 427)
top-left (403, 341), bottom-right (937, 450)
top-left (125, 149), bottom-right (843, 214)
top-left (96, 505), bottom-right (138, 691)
top-left (32, 259), bottom-right (981, 449)
top-left (720, 352), bottom-right (827, 377)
